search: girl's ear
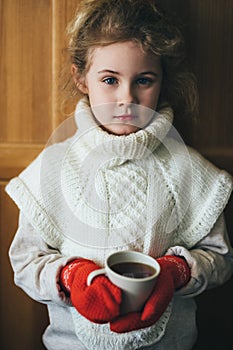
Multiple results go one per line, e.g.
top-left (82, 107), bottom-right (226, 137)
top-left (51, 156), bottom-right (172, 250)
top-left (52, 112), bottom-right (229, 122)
top-left (71, 64), bottom-right (88, 94)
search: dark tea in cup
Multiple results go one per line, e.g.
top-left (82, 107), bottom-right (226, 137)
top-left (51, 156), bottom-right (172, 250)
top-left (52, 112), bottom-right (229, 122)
top-left (111, 262), bottom-right (156, 279)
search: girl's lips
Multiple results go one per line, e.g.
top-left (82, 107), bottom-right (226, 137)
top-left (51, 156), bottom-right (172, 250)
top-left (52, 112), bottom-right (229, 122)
top-left (113, 114), bottom-right (137, 121)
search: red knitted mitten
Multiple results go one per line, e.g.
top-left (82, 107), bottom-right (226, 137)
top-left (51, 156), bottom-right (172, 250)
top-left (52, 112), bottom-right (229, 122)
top-left (110, 255), bottom-right (190, 333)
top-left (60, 259), bottom-right (122, 323)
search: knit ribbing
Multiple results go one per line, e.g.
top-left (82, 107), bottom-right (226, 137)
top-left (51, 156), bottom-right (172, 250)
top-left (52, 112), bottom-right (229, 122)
top-left (70, 302), bottom-right (172, 350)
top-left (74, 98), bottom-right (174, 161)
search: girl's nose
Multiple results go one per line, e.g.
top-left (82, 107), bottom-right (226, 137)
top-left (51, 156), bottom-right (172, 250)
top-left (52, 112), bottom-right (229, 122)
top-left (118, 84), bottom-right (138, 105)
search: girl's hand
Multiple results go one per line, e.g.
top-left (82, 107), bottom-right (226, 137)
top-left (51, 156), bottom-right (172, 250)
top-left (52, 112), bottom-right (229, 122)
top-left (60, 259), bottom-right (122, 323)
top-left (110, 255), bottom-right (190, 333)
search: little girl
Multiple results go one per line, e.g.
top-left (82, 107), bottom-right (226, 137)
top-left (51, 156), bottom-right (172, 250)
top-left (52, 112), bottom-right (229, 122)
top-left (6, 1), bottom-right (233, 349)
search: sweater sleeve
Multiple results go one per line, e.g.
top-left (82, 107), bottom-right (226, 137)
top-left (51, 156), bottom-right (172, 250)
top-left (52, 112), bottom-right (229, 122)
top-left (166, 214), bottom-right (233, 297)
top-left (8, 212), bottom-right (77, 306)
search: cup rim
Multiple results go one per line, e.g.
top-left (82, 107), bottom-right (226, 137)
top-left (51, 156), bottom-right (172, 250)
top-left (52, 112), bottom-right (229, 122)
top-left (106, 250), bottom-right (160, 282)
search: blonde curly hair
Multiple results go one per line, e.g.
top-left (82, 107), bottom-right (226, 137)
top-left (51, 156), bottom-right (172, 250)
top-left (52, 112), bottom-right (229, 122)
top-left (63, 0), bottom-right (198, 120)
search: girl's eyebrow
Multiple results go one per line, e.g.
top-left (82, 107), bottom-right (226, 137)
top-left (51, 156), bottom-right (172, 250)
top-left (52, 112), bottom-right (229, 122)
top-left (97, 69), bottom-right (159, 76)
top-left (98, 69), bottom-right (120, 74)
top-left (140, 71), bottom-right (159, 77)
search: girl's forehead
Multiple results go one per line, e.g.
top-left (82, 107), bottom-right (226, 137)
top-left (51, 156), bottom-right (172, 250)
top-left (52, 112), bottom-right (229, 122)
top-left (87, 41), bottom-right (161, 71)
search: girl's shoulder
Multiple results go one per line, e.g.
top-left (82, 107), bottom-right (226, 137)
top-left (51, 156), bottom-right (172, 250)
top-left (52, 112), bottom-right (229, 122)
top-left (157, 136), bottom-right (231, 179)
top-left (156, 136), bottom-right (232, 205)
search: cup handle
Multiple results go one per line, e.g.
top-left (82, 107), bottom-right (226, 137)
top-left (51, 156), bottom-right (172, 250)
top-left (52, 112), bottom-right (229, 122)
top-left (87, 268), bottom-right (106, 286)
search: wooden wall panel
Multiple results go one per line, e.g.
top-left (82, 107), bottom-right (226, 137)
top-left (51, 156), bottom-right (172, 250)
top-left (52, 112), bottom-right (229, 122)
top-left (0, 182), bottom-right (48, 350)
top-left (0, 0), bottom-right (53, 144)
top-left (0, 0), bottom-right (79, 180)
top-left (0, 143), bottom-right (43, 180)
top-left (0, 2), bottom-right (80, 349)
top-left (187, 0), bottom-right (233, 184)
top-left (52, 0), bottom-right (79, 127)
top-left (157, 1), bottom-right (233, 349)
top-left (189, 0), bottom-right (233, 150)
top-left (157, 0), bottom-right (233, 175)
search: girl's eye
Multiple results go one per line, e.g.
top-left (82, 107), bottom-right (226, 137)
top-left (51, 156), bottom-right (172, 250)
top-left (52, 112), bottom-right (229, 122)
top-left (103, 77), bottom-right (118, 85)
top-left (136, 77), bottom-right (153, 85)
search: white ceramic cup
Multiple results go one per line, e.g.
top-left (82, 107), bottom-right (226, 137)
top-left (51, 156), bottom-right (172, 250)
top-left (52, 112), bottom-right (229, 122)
top-left (87, 250), bottom-right (160, 314)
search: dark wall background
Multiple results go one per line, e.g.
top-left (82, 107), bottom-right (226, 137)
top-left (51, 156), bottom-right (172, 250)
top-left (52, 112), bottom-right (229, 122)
top-left (156, 1), bottom-right (233, 349)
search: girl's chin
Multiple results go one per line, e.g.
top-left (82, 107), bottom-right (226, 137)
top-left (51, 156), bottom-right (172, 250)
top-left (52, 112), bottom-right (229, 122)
top-left (101, 123), bottom-right (140, 135)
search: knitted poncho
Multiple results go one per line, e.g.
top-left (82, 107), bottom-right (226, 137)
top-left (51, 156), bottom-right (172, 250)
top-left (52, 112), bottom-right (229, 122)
top-left (6, 98), bottom-right (232, 349)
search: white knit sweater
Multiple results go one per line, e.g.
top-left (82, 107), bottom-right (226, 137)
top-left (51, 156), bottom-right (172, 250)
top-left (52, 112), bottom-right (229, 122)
top-left (6, 99), bottom-right (233, 349)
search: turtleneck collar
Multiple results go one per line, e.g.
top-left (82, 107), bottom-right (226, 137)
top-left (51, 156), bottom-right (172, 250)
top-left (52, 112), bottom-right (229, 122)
top-left (74, 98), bottom-right (174, 161)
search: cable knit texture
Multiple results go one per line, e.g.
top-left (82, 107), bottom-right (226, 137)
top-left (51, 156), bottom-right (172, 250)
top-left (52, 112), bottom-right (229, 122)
top-left (5, 98), bottom-right (233, 349)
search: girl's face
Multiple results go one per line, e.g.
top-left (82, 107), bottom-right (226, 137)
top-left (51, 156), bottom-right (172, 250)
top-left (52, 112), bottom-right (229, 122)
top-left (77, 41), bottom-right (162, 135)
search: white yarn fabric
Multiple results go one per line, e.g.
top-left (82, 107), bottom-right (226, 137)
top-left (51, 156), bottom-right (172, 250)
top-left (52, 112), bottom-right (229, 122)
top-left (6, 98), bottom-right (233, 349)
